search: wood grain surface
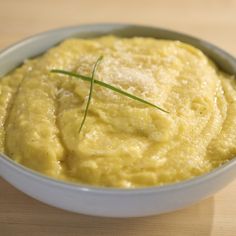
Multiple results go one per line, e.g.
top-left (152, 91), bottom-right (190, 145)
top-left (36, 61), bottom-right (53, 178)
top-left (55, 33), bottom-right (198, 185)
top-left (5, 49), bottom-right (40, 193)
top-left (0, 0), bottom-right (236, 235)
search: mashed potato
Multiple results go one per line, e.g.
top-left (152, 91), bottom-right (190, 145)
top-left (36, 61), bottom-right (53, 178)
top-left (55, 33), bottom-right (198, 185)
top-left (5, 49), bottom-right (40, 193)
top-left (0, 36), bottom-right (235, 188)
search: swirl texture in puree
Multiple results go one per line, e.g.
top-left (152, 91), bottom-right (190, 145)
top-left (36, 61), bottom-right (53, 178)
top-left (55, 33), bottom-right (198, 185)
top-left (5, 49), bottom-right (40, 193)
top-left (0, 36), bottom-right (236, 188)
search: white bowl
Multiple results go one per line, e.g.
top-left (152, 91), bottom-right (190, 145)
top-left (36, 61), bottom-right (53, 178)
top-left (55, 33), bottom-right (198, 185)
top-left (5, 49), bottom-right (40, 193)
top-left (0, 24), bottom-right (236, 217)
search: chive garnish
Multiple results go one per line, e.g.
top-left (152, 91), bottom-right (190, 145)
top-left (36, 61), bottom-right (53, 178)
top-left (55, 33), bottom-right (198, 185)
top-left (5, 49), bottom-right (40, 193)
top-left (78, 56), bottom-right (103, 134)
top-left (51, 59), bottom-right (168, 113)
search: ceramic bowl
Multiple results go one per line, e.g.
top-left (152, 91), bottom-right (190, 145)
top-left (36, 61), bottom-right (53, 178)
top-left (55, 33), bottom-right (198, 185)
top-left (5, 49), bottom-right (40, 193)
top-left (0, 24), bottom-right (236, 217)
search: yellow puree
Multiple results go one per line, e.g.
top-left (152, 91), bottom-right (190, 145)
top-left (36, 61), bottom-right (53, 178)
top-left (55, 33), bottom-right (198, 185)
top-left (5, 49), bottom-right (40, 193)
top-left (0, 36), bottom-right (236, 188)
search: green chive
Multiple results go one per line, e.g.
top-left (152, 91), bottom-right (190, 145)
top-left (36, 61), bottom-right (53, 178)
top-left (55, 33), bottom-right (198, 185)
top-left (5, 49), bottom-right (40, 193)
top-left (78, 56), bottom-right (103, 134)
top-left (51, 64), bottom-right (168, 113)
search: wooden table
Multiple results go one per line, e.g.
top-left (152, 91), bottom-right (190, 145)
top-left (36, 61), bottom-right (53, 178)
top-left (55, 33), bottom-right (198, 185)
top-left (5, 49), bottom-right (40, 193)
top-left (1, 0), bottom-right (236, 235)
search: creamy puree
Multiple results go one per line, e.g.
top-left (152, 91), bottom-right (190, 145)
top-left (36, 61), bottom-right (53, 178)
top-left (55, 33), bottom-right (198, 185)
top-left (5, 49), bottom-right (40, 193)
top-left (0, 36), bottom-right (236, 188)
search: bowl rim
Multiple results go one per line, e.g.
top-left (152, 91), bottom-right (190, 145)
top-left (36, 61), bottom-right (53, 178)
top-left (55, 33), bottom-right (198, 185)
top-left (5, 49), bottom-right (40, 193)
top-left (1, 23), bottom-right (235, 75)
top-left (0, 23), bottom-right (236, 195)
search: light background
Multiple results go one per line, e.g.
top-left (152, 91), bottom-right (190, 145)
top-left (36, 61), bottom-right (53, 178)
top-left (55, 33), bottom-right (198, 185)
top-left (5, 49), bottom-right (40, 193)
top-left (0, 0), bottom-right (236, 235)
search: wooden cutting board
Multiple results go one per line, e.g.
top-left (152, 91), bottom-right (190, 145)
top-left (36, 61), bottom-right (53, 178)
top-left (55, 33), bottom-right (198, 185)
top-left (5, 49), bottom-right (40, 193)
top-left (1, 0), bottom-right (236, 235)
